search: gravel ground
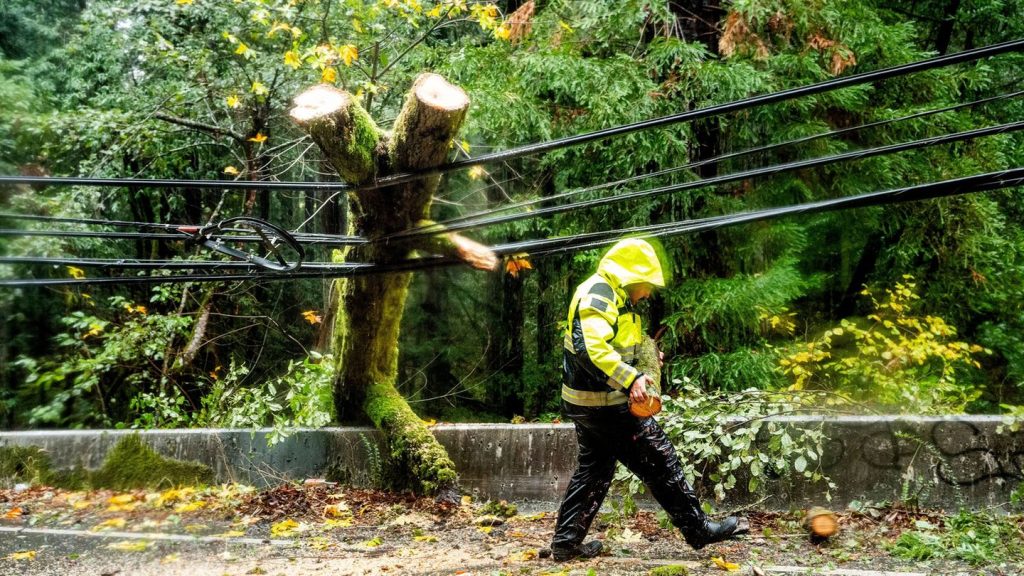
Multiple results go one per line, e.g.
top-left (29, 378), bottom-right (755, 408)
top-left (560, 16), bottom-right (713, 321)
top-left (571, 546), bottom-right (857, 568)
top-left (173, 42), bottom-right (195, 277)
top-left (1, 484), bottom-right (1019, 576)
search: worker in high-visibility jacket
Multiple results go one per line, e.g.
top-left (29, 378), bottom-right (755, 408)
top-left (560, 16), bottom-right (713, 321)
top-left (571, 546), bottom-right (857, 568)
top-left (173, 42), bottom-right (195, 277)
top-left (549, 238), bottom-right (748, 562)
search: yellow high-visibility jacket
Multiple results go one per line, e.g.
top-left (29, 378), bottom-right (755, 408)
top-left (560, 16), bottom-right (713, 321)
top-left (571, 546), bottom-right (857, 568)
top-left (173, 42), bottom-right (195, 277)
top-left (562, 239), bottom-right (665, 407)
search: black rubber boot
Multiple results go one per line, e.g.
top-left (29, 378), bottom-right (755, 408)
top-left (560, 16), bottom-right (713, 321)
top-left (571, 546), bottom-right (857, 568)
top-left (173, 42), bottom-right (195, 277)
top-left (684, 516), bottom-right (750, 550)
top-left (551, 540), bottom-right (603, 562)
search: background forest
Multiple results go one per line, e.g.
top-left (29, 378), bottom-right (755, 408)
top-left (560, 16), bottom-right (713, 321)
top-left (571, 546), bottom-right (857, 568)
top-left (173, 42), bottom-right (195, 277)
top-left (1, 0), bottom-right (1023, 441)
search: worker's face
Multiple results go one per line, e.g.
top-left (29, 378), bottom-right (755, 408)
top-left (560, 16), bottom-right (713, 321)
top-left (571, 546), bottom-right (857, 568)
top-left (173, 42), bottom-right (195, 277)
top-left (626, 282), bottom-right (654, 304)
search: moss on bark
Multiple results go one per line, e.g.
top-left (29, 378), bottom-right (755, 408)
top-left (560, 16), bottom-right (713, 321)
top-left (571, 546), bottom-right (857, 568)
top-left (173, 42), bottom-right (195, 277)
top-left (637, 335), bottom-right (662, 389)
top-left (292, 73), bottom-right (473, 499)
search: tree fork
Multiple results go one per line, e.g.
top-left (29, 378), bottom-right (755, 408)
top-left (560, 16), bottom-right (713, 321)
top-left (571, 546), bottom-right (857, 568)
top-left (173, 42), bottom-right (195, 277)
top-left (291, 73), bottom-right (492, 500)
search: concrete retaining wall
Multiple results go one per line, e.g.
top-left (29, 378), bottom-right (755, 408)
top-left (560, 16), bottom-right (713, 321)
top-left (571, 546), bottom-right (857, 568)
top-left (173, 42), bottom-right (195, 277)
top-left (2, 417), bottom-right (1022, 509)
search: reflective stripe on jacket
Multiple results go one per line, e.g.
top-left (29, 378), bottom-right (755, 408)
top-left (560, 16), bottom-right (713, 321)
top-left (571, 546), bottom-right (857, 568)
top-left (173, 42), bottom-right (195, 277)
top-left (562, 239), bottom-right (665, 407)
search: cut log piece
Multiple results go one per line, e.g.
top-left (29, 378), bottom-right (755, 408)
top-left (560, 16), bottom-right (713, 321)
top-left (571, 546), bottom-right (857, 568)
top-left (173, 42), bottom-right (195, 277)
top-left (631, 335), bottom-right (663, 418)
top-left (804, 507), bottom-right (839, 538)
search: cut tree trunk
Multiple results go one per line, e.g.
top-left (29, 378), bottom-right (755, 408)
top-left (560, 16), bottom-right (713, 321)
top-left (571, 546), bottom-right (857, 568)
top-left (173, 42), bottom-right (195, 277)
top-left (291, 74), bottom-right (493, 501)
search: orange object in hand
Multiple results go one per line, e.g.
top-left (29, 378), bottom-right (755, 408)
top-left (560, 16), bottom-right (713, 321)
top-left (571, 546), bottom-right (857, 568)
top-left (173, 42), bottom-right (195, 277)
top-left (629, 385), bottom-right (662, 418)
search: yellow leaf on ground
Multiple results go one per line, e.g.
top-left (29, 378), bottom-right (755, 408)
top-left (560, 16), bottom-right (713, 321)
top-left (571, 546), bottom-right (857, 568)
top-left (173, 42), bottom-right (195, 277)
top-left (310, 537), bottom-right (333, 551)
top-left (161, 553), bottom-right (180, 564)
top-left (413, 534), bottom-right (437, 542)
top-left (5, 550), bottom-right (36, 561)
top-left (3, 507), bottom-right (23, 519)
top-left (361, 537), bottom-right (382, 547)
top-left (174, 501), bottom-right (206, 513)
top-left (477, 526), bottom-right (493, 534)
top-left (270, 518), bottom-right (302, 537)
top-left (108, 494), bottom-right (135, 505)
top-left (323, 503), bottom-right (349, 517)
top-left (461, 495), bottom-right (473, 506)
top-left (712, 556), bottom-right (741, 571)
top-left (184, 524), bottom-right (208, 534)
top-left (215, 530), bottom-right (246, 538)
top-left (107, 541), bottom-right (152, 552)
top-left (72, 499), bottom-right (92, 510)
top-left (91, 518), bottom-right (127, 532)
top-left (323, 518), bottom-right (353, 529)
top-left (518, 549), bottom-right (538, 561)
top-left (106, 503), bottom-right (138, 513)
top-left (518, 512), bottom-right (546, 521)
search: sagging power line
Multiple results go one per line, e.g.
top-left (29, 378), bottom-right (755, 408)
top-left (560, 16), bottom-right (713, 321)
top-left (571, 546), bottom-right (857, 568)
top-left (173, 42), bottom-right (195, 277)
top-left (3, 167), bottom-right (1021, 287)
top-left (415, 87), bottom-right (1024, 234)
top-left (9, 88), bottom-right (1021, 248)
top-left (381, 120), bottom-right (1024, 241)
top-left (4, 120), bottom-right (1022, 276)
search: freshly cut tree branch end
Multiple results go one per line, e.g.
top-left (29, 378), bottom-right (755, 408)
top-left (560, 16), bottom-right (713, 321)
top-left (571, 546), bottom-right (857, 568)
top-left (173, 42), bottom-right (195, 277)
top-left (448, 233), bottom-right (498, 271)
top-left (289, 84), bottom-right (350, 123)
top-left (289, 84), bottom-right (381, 184)
top-left (412, 73), bottom-right (470, 112)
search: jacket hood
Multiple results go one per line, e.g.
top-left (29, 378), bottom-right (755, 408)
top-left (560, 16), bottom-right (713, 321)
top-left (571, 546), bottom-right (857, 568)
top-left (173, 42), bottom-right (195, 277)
top-left (597, 238), bottom-right (665, 289)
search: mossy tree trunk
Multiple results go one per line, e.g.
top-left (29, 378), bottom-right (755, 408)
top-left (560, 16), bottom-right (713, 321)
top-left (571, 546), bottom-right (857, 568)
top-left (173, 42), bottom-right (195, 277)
top-left (290, 74), bottom-right (494, 500)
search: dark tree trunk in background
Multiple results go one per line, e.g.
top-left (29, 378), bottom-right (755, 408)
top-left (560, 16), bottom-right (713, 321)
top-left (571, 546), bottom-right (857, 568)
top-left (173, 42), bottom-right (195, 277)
top-left (420, 270), bottom-right (457, 406)
top-left (533, 175), bottom-right (566, 415)
top-left (495, 271), bottom-right (525, 416)
top-left (935, 0), bottom-right (961, 55)
top-left (673, 0), bottom-right (725, 179)
top-left (484, 169), bottom-right (525, 417)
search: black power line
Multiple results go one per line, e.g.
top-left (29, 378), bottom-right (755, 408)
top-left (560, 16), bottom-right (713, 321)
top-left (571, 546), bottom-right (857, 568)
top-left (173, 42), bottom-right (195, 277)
top-left (0, 227), bottom-right (364, 246)
top-left (4, 167), bottom-right (1021, 287)
top-left (411, 87), bottom-right (1024, 234)
top-left (519, 167), bottom-right (1024, 257)
top-left (1, 39), bottom-right (1022, 193)
top-left (381, 120), bottom-right (1024, 241)
top-left (5, 121), bottom-right (1022, 258)
top-left (6, 88), bottom-right (1020, 249)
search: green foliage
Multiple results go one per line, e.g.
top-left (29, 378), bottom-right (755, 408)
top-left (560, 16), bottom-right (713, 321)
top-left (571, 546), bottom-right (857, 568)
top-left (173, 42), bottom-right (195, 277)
top-left (672, 347), bottom-right (783, 392)
top-left (0, 445), bottom-right (55, 488)
top-left (615, 378), bottom-right (834, 509)
top-left (131, 354), bottom-right (335, 445)
top-left (4, 0), bottom-right (1024, 433)
top-left (889, 511), bottom-right (1024, 566)
top-left (15, 291), bottom-right (192, 427)
top-left (780, 277), bottom-right (990, 412)
top-left (0, 0), bottom-right (87, 60)
top-left (648, 565), bottom-right (690, 576)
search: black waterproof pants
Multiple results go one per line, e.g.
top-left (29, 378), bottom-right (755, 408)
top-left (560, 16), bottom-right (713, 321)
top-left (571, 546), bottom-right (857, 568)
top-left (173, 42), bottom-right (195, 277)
top-left (551, 401), bottom-right (707, 549)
